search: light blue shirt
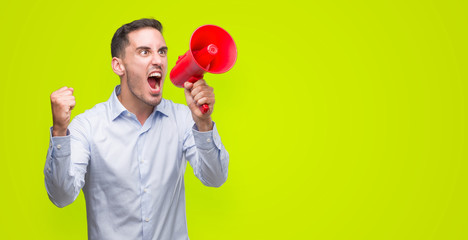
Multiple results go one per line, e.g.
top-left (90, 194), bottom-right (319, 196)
top-left (44, 85), bottom-right (229, 240)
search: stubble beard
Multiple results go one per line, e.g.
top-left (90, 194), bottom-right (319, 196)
top-left (126, 70), bottom-right (163, 108)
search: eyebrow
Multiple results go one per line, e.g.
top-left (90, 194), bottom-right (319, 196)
top-left (136, 46), bottom-right (168, 52)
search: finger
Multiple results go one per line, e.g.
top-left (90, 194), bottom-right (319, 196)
top-left (52, 88), bottom-right (74, 99)
top-left (56, 91), bottom-right (73, 99)
top-left (70, 100), bottom-right (76, 110)
top-left (55, 96), bottom-right (75, 109)
top-left (192, 86), bottom-right (214, 100)
top-left (184, 82), bottom-right (194, 90)
top-left (193, 90), bottom-right (214, 103)
top-left (55, 86), bottom-right (70, 94)
top-left (59, 94), bottom-right (75, 101)
top-left (191, 85), bottom-right (213, 98)
top-left (192, 79), bottom-right (207, 88)
top-left (189, 79), bottom-right (210, 94)
top-left (184, 84), bottom-right (194, 99)
top-left (196, 96), bottom-right (215, 106)
top-left (66, 101), bottom-right (75, 108)
top-left (194, 86), bottom-right (215, 103)
top-left (61, 87), bottom-right (74, 95)
top-left (51, 87), bottom-right (67, 99)
top-left (184, 86), bottom-right (196, 109)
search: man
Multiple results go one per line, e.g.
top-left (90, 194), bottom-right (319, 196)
top-left (44, 18), bottom-right (229, 240)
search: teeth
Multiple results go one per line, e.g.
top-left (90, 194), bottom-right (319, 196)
top-left (149, 72), bottom-right (161, 78)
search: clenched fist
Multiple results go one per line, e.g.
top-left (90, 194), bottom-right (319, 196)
top-left (184, 79), bottom-right (214, 132)
top-left (50, 87), bottom-right (75, 136)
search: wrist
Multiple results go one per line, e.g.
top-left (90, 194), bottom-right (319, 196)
top-left (195, 119), bottom-right (213, 132)
top-left (52, 126), bottom-right (68, 137)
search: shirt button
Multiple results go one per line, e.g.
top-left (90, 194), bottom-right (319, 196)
top-left (48, 168), bottom-right (51, 172)
top-left (144, 188), bottom-right (148, 193)
top-left (206, 138), bottom-right (211, 143)
top-left (127, 113), bottom-right (131, 117)
top-left (145, 218), bottom-right (150, 222)
top-left (57, 144), bottom-right (62, 149)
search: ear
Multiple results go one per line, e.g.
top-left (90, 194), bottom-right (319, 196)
top-left (112, 57), bottom-right (125, 76)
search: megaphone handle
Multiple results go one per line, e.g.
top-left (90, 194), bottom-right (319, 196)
top-left (187, 76), bottom-right (210, 114)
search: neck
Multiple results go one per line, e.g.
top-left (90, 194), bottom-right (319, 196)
top-left (118, 85), bottom-right (154, 126)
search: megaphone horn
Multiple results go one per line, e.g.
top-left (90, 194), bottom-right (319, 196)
top-left (170, 25), bottom-right (237, 113)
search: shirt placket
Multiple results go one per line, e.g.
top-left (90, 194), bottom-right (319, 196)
top-left (137, 121), bottom-right (153, 239)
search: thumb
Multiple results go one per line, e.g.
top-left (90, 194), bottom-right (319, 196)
top-left (183, 81), bottom-right (193, 90)
top-left (184, 85), bottom-right (193, 101)
top-left (184, 82), bottom-right (196, 109)
top-left (183, 81), bottom-right (193, 100)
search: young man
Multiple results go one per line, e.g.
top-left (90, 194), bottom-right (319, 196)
top-left (44, 18), bottom-right (229, 240)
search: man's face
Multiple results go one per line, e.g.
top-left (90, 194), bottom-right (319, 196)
top-left (121, 27), bottom-right (168, 107)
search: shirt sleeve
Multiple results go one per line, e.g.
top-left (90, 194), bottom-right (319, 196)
top-left (44, 116), bottom-right (90, 208)
top-left (184, 122), bottom-right (229, 187)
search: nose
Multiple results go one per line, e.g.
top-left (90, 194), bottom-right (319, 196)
top-left (151, 53), bottom-right (163, 66)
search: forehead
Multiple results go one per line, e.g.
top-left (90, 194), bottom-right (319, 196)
top-left (127, 27), bottom-right (166, 48)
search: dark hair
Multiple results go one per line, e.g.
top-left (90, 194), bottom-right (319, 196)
top-left (111, 18), bottom-right (163, 58)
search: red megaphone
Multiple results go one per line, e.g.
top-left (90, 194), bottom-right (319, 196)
top-left (170, 25), bottom-right (237, 113)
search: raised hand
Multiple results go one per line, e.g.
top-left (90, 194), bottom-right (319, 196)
top-left (50, 87), bottom-right (76, 136)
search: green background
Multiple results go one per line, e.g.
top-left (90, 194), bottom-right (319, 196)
top-left (1, 0), bottom-right (467, 239)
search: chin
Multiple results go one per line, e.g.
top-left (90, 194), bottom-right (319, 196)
top-left (146, 96), bottom-right (162, 107)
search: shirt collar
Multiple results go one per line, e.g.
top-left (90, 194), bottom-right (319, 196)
top-left (109, 85), bottom-right (169, 121)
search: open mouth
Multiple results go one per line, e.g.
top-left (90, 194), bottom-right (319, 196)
top-left (147, 72), bottom-right (162, 92)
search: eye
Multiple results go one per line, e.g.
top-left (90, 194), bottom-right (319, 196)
top-left (139, 50), bottom-right (149, 56)
top-left (158, 49), bottom-right (167, 56)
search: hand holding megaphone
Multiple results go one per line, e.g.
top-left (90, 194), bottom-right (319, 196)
top-left (170, 25), bottom-right (237, 114)
top-left (183, 79), bottom-right (214, 118)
